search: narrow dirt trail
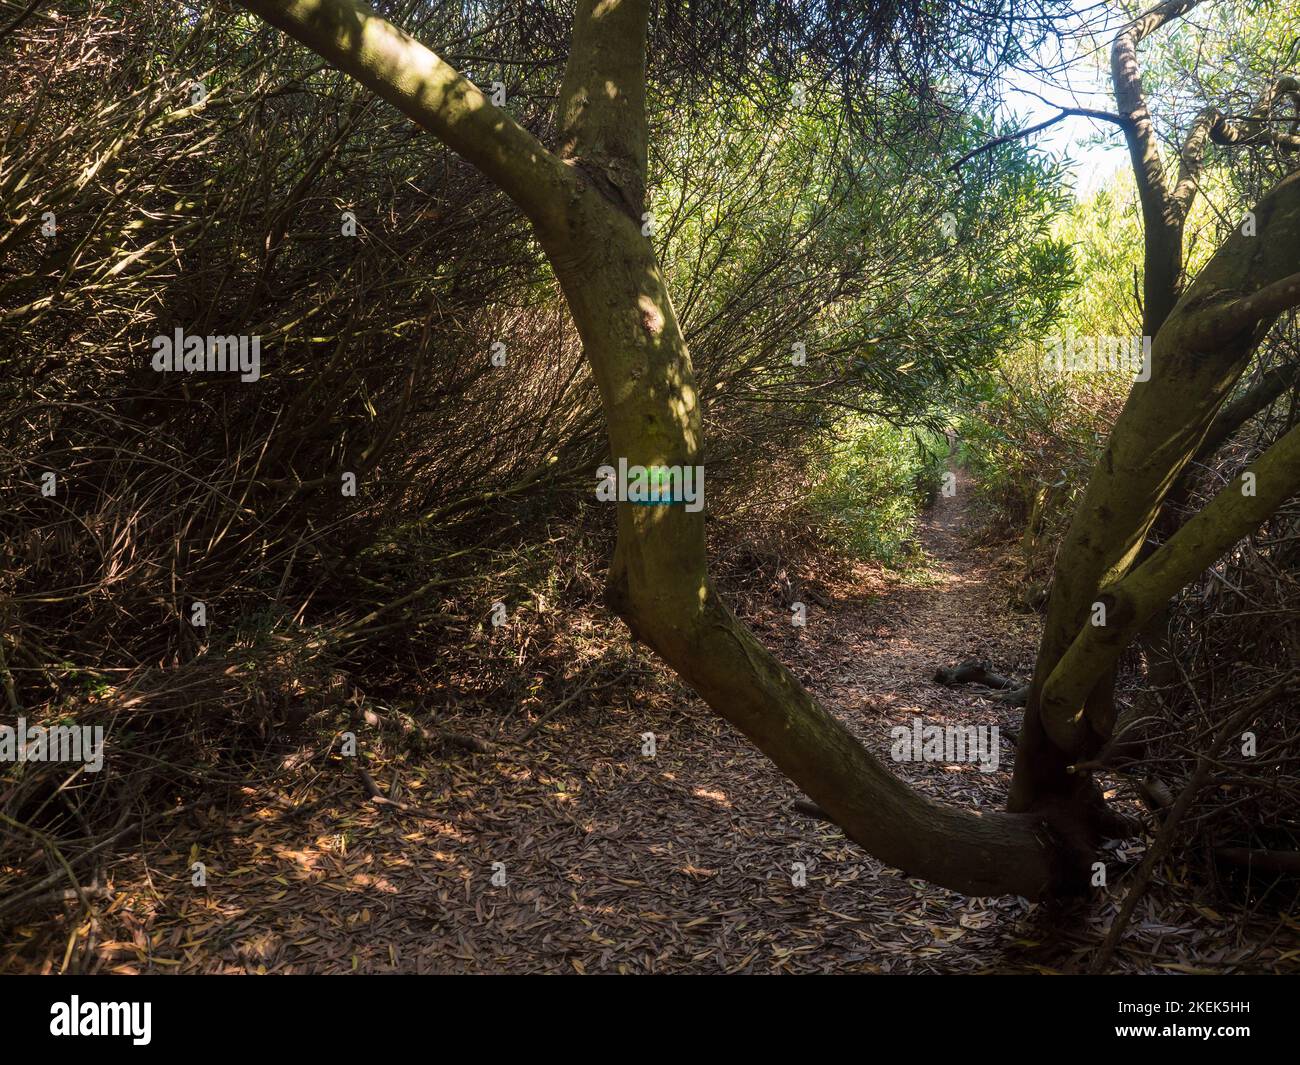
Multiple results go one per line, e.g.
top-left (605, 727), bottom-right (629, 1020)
top-left (12, 470), bottom-right (1071, 975)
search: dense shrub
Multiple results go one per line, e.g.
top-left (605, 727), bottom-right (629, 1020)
top-left (807, 418), bottom-right (949, 566)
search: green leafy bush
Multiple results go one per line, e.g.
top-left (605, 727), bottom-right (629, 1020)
top-left (808, 416), bottom-right (948, 566)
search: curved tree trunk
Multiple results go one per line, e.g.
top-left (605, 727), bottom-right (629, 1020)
top-left (552, 210), bottom-right (1072, 896)
top-left (239, 0), bottom-right (1080, 899)
top-left (1012, 165), bottom-right (1300, 811)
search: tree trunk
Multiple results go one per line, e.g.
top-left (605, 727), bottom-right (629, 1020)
top-left (1012, 166), bottom-right (1300, 812)
top-left (238, 0), bottom-right (1084, 899)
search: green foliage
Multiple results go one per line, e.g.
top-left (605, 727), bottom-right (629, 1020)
top-left (807, 417), bottom-right (948, 566)
top-left (1051, 168), bottom-right (1144, 339)
top-left (651, 77), bottom-right (1077, 440)
top-left (959, 164), bottom-right (1147, 555)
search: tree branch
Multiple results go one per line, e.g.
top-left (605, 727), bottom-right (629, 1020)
top-left (1040, 419), bottom-right (1300, 751)
top-left (236, 0), bottom-right (574, 233)
top-left (1112, 0), bottom-right (1203, 335)
top-left (1189, 271), bottom-right (1300, 347)
top-left (1194, 360), bottom-right (1300, 465)
top-left (1172, 107), bottom-right (1215, 213)
top-left (949, 108), bottom-right (1130, 172)
top-left (1210, 76), bottom-right (1300, 151)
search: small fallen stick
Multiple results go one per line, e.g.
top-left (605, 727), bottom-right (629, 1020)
top-left (356, 761), bottom-right (411, 811)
